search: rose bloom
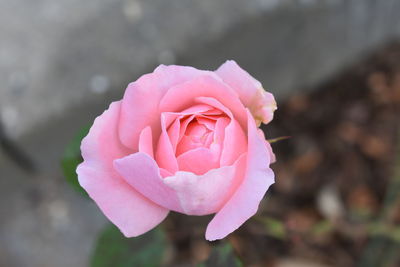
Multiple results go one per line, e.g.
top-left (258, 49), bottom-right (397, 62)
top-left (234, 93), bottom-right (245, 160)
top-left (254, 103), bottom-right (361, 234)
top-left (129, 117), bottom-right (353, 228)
top-left (77, 61), bottom-right (277, 241)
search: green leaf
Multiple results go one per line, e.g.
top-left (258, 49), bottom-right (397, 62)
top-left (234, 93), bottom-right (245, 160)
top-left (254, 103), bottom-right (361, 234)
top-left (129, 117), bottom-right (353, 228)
top-left (199, 242), bottom-right (243, 267)
top-left (91, 224), bottom-right (167, 267)
top-left (61, 125), bottom-right (90, 196)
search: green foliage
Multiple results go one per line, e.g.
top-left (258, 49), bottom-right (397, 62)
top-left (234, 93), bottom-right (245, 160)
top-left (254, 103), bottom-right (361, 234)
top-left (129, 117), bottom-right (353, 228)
top-left (311, 220), bottom-right (333, 235)
top-left (61, 125), bottom-right (90, 196)
top-left (199, 242), bottom-right (243, 267)
top-left (91, 225), bottom-right (167, 267)
top-left (357, 138), bottom-right (400, 267)
top-left (257, 216), bottom-right (286, 240)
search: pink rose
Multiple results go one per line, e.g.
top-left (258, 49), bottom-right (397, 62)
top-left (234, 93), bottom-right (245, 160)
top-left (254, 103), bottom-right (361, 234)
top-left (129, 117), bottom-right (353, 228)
top-left (77, 61), bottom-right (277, 241)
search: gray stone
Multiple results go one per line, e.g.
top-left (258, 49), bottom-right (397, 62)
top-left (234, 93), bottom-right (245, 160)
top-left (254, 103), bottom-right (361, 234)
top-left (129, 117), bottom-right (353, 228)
top-left (1, 0), bottom-right (399, 138)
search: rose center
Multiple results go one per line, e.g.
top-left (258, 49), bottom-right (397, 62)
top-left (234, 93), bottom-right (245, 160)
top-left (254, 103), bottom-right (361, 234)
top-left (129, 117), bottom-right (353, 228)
top-left (186, 121), bottom-right (212, 144)
top-left (176, 118), bottom-right (216, 156)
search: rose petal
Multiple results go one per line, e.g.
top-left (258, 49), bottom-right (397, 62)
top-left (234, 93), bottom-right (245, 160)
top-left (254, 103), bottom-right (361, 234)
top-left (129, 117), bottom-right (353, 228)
top-left (265, 140), bottom-right (276, 164)
top-left (160, 168), bottom-right (173, 178)
top-left (196, 117), bottom-right (216, 130)
top-left (167, 118), bottom-right (180, 152)
top-left (186, 122), bottom-right (208, 137)
top-left (195, 96), bottom-right (233, 118)
top-left (139, 126), bottom-right (154, 158)
top-left (205, 110), bottom-right (275, 241)
top-left (202, 108), bottom-right (223, 116)
top-left (195, 96), bottom-right (247, 166)
top-left (164, 104), bottom-right (216, 152)
top-left (178, 115), bottom-right (195, 144)
top-left (216, 60), bottom-right (261, 105)
top-left (114, 152), bottom-right (183, 212)
top-left (220, 118), bottom-right (247, 166)
top-left (119, 65), bottom-right (209, 149)
top-left (177, 147), bottom-right (219, 175)
top-left (163, 154), bottom-right (247, 215)
top-left (176, 135), bottom-right (200, 156)
top-left (159, 75), bottom-right (247, 129)
top-left (163, 104), bottom-right (213, 129)
top-left (155, 113), bottom-right (179, 173)
top-left (77, 101), bottom-right (168, 237)
top-left (258, 128), bottom-right (276, 164)
top-left (214, 117), bottom-right (230, 145)
top-left (216, 60), bottom-right (277, 125)
top-left (180, 104), bottom-right (215, 115)
top-left (204, 132), bottom-right (214, 147)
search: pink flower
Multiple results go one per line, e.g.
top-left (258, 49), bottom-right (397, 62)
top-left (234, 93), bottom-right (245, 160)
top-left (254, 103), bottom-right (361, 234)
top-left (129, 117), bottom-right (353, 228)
top-left (77, 60), bottom-right (277, 241)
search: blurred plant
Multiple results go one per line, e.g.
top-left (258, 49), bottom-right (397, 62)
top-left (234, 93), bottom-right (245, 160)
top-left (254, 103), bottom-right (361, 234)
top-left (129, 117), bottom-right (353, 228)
top-left (197, 242), bottom-right (243, 267)
top-left (255, 216), bottom-right (287, 240)
top-left (257, 215), bottom-right (400, 243)
top-left (91, 225), bottom-right (167, 267)
top-left (358, 130), bottom-right (400, 267)
top-left (61, 125), bottom-right (90, 196)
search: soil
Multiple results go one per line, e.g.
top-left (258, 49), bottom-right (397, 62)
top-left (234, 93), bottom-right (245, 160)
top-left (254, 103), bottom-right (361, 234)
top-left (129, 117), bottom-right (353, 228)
top-left (165, 43), bottom-right (400, 267)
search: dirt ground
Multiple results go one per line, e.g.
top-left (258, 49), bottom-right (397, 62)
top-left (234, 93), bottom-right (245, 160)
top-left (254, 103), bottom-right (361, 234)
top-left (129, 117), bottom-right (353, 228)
top-left (163, 43), bottom-right (400, 267)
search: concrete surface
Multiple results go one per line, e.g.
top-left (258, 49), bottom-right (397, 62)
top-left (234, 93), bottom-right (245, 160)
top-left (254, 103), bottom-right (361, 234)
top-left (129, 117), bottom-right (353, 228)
top-left (0, 101), bottom-right (109, 267)
top-left (1, 0), bottom-right (400, 266)
top-left (1, 0), bottom-right (400, 138)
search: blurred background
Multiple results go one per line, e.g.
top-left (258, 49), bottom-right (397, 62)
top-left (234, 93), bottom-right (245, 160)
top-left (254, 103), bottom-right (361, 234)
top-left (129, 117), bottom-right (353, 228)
top-left (1, 0), bottom-right (400, 266)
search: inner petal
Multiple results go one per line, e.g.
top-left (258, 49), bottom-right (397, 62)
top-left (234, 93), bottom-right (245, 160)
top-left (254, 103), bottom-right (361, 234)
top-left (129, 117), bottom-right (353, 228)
top-left (177, 147), bottom-right (219, 175)
top-left (176, 135), bottom-right (203, 156)
top-left (176, 120), bottom-right (213, 156)
top-left (167, 118), bottom-right (181, 151)
top-left (196, 117), bottom-right (216, 131)
top-left (178, 115), bottom-right (195, 144)
top-left (158, 100), bottom-right (237, 176)
top-left (186, 123), bottom-right (209, 140)
top-left (155, 123), bottom-right (179, 173)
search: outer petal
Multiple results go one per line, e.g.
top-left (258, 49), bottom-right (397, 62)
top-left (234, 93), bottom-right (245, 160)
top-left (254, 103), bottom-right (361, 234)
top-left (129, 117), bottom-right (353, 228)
top-left (77, 101), bottom-right (168, 237)
top-left (216, 60), bottom-right (277, 125)
top-left (163, 154), bottom-right (247, 216)
top-left (258, 128), bottom-right (276, 164)
top-left (205, 110), bottom-right (275, 241)
top-left (114, 152), bottom-right (183, 213)
top-left (119, 65), bottom-right (209, 149)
